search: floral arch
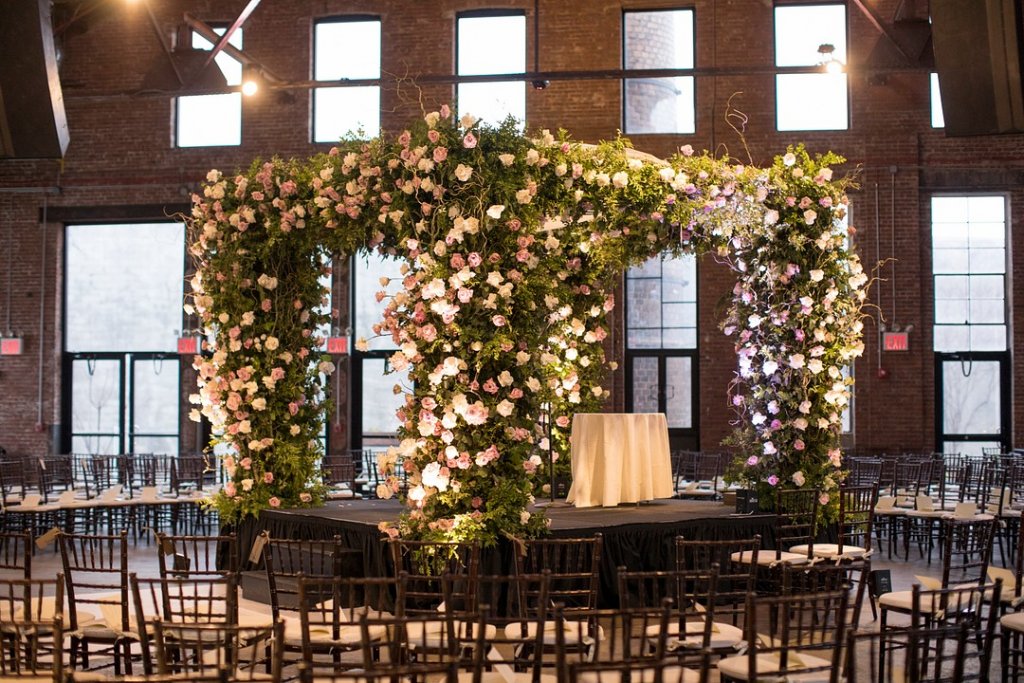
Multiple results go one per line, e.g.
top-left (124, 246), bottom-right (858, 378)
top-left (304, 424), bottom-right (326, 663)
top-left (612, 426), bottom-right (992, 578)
top-left (187, 107), bottom-right (868, 543)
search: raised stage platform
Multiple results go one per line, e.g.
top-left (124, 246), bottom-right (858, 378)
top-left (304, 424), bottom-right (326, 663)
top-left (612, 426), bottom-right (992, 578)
top-left (236, 498), bottom-right (774, 605)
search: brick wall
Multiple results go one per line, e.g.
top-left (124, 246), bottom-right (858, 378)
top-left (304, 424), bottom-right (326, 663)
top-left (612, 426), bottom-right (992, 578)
top-left (1, 0), bottom-right (1023, 460)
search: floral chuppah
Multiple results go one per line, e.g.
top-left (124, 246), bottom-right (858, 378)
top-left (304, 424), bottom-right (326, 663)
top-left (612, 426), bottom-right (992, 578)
top-left (187, 106), bottom-right (868, 543)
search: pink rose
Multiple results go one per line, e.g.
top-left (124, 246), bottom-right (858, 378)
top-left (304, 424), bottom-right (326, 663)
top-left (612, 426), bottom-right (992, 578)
top-left (269, 497), bottom-right (281, 508)
top-left (264, 472), bottom-right (274, 484)
top-left (463, 132), bottom-right (477, 148)
top-left (794, 439), bottom-right (806, 451)
top-left (492, 315), bottom-right (507, 327)
top-left (299, 492), bottom-right (312, 503)
top-left (261, 299), bottom-right (272, 312)
top-left (433, 146), bottom-right (448, 162)
top-left (240, 457), bottom-right (252, 469)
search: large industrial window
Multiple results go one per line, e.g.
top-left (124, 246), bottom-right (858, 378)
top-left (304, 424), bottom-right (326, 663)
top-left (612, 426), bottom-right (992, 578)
top-left (623, 9), bottom-right (695, 134)
top-left (176, 28), bottom-right (243, 147)
top-left (932, 196), bottom-right (1007, 352)
top-left (64, 223), bottom-right (185, 454)
top-left (774, 3), bottom-right (848, 131)
top-left (313, 17), bottom-right (381, 142)
top-left (456, 11), bottom-right (526, 127)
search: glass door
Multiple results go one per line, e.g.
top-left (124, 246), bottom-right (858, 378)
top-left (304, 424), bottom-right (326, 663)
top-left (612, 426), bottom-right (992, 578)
top-left (935, 352), bottom-right (1010, 456)
top-left (68, 355), bottom-right (124, 455)
top-left (129, 354), bottom-right (180, 454)
top-left (627, 351), bottom-right (698, 451)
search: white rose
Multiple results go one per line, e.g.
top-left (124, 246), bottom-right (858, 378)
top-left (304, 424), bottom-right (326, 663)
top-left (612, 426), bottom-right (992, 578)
top-left (611, 171), bottom-right (629, 188)
top-left (809, 269), bottom-right (825, 282)
top-left (454, 164), bottom-right (473, 182)
top-left (486, 204), bottom-right (505, 219)
top-left (499, 154), bottom-right (515, 166)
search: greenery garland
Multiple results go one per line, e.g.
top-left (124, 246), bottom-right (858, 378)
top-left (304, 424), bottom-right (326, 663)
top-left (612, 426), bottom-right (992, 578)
top-left (187, 106), bottom-right (867, 542)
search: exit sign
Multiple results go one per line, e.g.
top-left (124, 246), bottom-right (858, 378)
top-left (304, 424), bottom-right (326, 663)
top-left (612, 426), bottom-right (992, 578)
top-left (326, 337), bottom-right (348, 355)
top-left (883, 331), bottom-right (909, 352)
top-left (177, 337), bottom-right (198, 355)
top-left (0, 338), bottom-right (23, 355)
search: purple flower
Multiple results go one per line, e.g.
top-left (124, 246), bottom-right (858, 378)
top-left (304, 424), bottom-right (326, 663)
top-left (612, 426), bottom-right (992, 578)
top-left (767, 475), bottom-right (779, 486)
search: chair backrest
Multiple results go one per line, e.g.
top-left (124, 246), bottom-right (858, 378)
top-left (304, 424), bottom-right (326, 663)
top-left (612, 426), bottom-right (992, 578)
top-left (846, 457), bottom-right (882, 487)
top-left (775, 489), bottom-right (819, 559)
top-left (837, 484), bottom-right (877, 554)
top-left (617, 566), bottom-right (722, 653)
top-left (388, 539), bottom-right (480, 616)
top-left (515, 534), bottom-right (601, 611)
top-left (939, 516), bottom-right (997, 588)
top-left (465, 573), bottom-right (551, 683)
top-left (295, 574), bottom-right (399, 676)
top-left (264, 534), bottom-right (346, 618)
top-left (151, 619), bottom-right (283, 683)
top-left (0, 577), bottom-right (64, 683)
top-left (132, 573), bottom-right (241, 675)
top-left (742, 587), bottom-right (849, 681)
top-left (58, 530), bottom-right (130, 631)
top-left (844, 622), bottom-right (972, 683)
top-left (37, 456), bottom-right (74, 502)
top-left (156, 532), bottom-right (240, 577)
top-left (0, 531), bottom-right (32, 578)
top-left (674, 535), bottom-right (759, 627)
top-left (357, 609), bottom-right (471, 670)
top-left (782, 559), bottom-right (867, 628)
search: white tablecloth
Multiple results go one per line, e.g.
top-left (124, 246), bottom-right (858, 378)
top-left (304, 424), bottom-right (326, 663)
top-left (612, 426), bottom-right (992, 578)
top-left (566, 413), bottom-right (673, 508)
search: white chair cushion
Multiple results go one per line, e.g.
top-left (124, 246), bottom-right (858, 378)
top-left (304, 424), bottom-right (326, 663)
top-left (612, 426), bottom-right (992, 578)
top-left (717, 651), bottom-right (833, 682)
top-left (577, 666), bottom-right (703, 683)
top-left (645, 619), bottom-right (744, 650)
top-left (730, 550), bottom-right (810, 566)
top-left (788, 543), bottom-right (869, 560)
top-left (503, 620), bottom-right (599, 646)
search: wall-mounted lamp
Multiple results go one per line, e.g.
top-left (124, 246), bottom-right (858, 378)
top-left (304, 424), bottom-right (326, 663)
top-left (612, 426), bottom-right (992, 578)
top-left (241, 65), bottom-right (261, 96)
top-left (818, 43), bottom-right (844, 74)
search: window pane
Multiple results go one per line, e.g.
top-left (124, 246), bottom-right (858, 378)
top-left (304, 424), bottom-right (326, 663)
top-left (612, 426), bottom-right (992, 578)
top-left (623, 10), bottom-right (695, 134)
top-left (314, 86), bottom-right (381, 141)
top-left (662, 328), bottom-right (697, 349)
top-left (942, 360), bottom-right (1001, 434)
top-left (353, 253), bottom-right (403, 351)
top-left (457, 15), bottom-right (526, 75)
top-left (361, 358), bottom-right (404, 436)
top-left (969, 248), bottom-right (1005, 274)
top-left (934, 325), bottom-right (969, 352)
top-left (66, 223), bottom-right (185, 352)
top-left (631, 357), bottom-right (659, 413)
top-left (315, 20), bottom-right (381, 79)
top-left (627, 279), bottom-right (661, 329)
top-left (969, 222), bottom-right (1005, 248)
top-left (457, 14), bottom-right (526, 126)
top-left (624, 78), bottom-right (695, 134)
top-left (930, 72), bottom-right (945, 128)
top-left (932, 248), bottom-right (968, 274)
top-left (71, 359), bottom-right (121, 435)
top-left (967, 196), bottom-right (1005, 222)
top-left (177, 94), bottom-right (242, 147)
top-left (627, 329), bottom-right (661, 349)
top-left (970, 325), bottom-right (1007, 351)
top-left (971, 275), bottom-right (1005, 299)
top-left (932, 196), bottom-right (969, 223)
top-left (969, 299), bottom-right (1004, 324)
top-left (132, 358), bottom-right (180, 434)
top-left (665, 357), bottom-right (692, 429)
top-left (177, 29), bottom-right (243, 148)
top-left (934, 275), bottom-right (968, 300)
top-left (776, 73), bottom-right (848, 131)
top-left (931, 221), bottom-right (969, 248)
top-left (457, 82), bottom-right (526, 127)
top-left (934, 299), bottom-right (967, 325)
top-left (662, 303), bottom-right (696, 328)
top-left (132, 436), bottom-right (179, 456)
top-left (313, 19), bottom-right (381, 143)
top-left (774, 4), bottom-right (847, 67)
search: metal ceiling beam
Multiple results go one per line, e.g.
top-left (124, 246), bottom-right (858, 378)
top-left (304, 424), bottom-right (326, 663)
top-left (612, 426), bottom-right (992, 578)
top-left (183, 12), bottom-right (280, 81)
top-left (202, 0), bottom-right (262, 68)
top-left (850, 0), bottom-right (916, 64)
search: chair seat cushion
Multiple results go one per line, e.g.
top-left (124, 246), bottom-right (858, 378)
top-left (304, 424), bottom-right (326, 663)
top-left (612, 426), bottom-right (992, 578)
top-left (1002, 611), bottom-right (1024, 633)
top-left (730, 550), bottom-right (810, 566)
top-left (788, 543), bottom-right (869, 560)
top-left (717, 651), bottom-right (834, 681)
top-left (645, 619), bottom-right (743, 650)
top-left (503, 620), bottom-right (599, 646)
top-left (576, 665), bottom-right (703, 683)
